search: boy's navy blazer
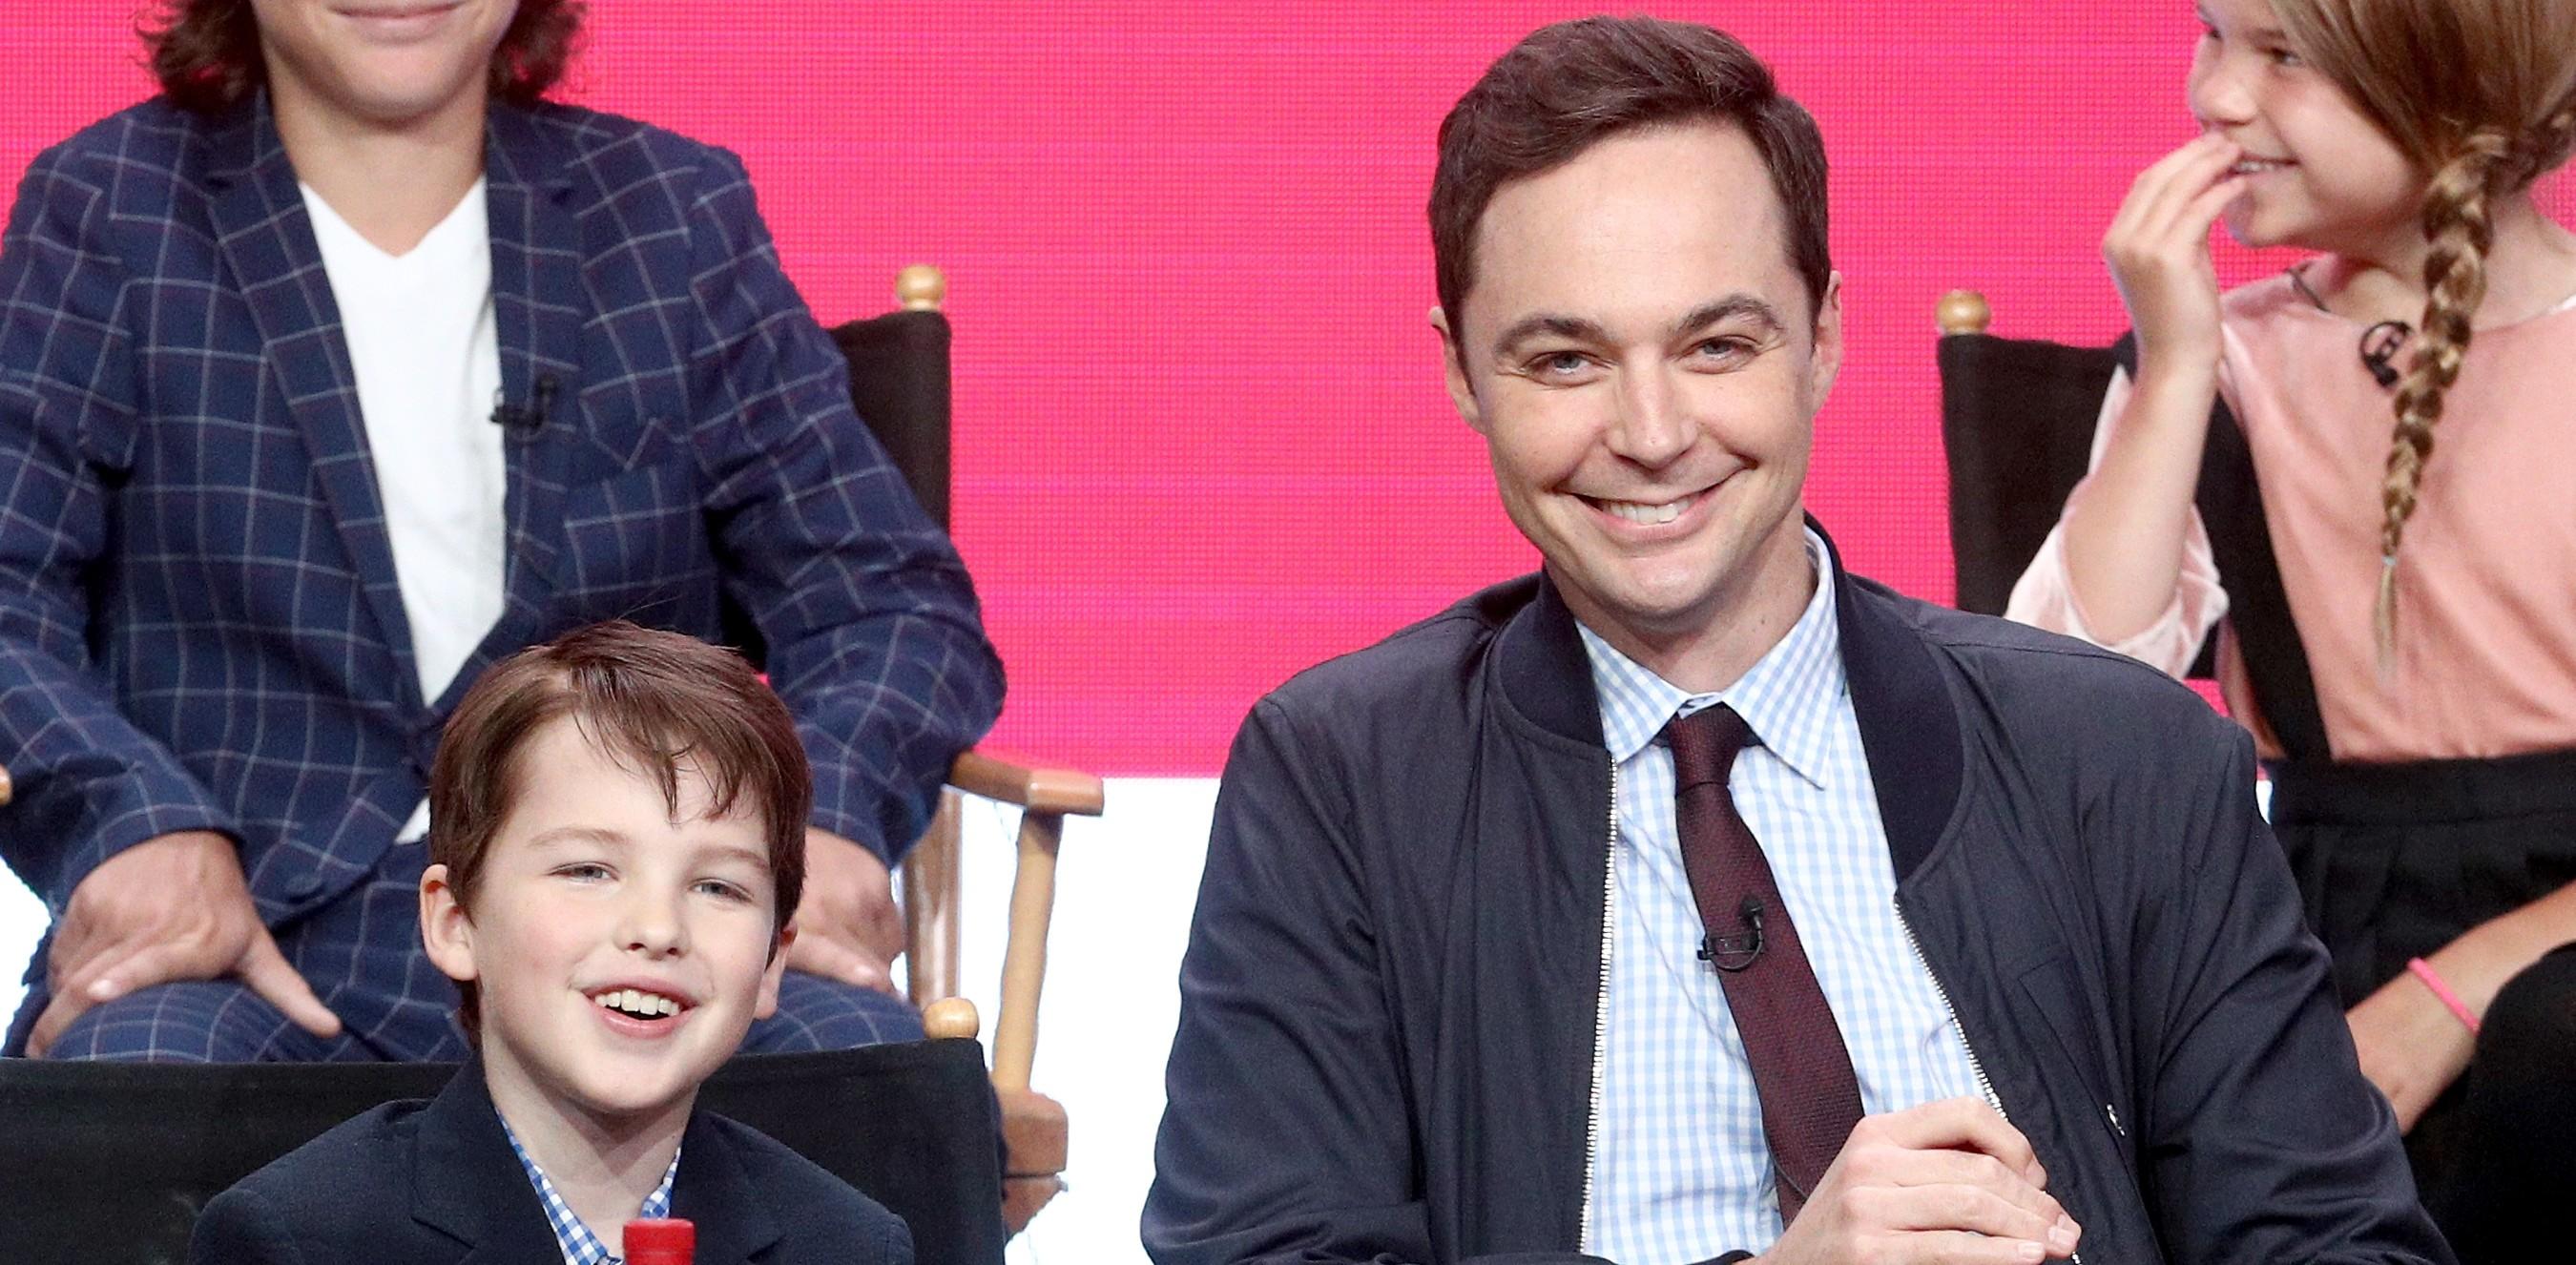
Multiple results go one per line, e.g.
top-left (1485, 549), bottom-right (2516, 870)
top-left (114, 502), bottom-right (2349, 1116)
top-left (0, 93), bottom-right (1002, 978)
top-left (187, 1059), bottom-right (914, 1263)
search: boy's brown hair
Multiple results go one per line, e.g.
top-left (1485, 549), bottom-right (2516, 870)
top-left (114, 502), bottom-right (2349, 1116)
top-left (428, 621), bottom-right (809, 1033)
top-left (139, 0), bottom-right (587, 115)
top-left (1430, 15), bottom-right (1832, 340)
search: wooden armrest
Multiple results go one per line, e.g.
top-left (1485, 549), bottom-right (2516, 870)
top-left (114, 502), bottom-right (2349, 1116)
top-left (946, 749), bottom-right (1104, 817)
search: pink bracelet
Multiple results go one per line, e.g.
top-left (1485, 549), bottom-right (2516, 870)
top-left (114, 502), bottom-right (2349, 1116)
top-left (2405, 958), bottom-right (2481, 1035)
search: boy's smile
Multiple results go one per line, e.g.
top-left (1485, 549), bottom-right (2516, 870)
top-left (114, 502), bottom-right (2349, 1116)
top-left (421, 716), bottom-right (792, 1134)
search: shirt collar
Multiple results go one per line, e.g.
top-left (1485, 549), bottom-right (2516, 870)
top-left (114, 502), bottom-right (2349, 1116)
top-left (501, 1112), bottom-right (683, 1265)
top-left (1579, 527), bottom-right (1846, 789)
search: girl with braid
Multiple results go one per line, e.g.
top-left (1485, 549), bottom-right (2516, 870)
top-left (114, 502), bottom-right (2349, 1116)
top-left (2007, 0), bottom-right (2576, 1255)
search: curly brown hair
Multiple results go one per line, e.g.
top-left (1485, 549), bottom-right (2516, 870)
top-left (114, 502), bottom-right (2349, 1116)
top-left (139, 0), bottom-right (586, 115)
top-left (2271, 0), bottom-right (2576, 657)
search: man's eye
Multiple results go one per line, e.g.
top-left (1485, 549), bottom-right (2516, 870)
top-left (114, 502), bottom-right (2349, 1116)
top-left (1691, 338), bottom-right (1755, 364)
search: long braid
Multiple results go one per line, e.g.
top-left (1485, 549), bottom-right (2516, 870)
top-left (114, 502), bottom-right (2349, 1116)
top-left (2375, 130), bottom-right (2512, 665)
top-left (2521, 97), bottom-right (2576, 183)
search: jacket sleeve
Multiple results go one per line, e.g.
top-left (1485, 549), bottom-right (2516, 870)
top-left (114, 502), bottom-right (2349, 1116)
top-left (677, 146), bottom-right (1004, 864)
top-left (2133, 719), bottom-right (2451, 1265)
top-left (187, 1184), bottom-right (311, 1265)
top-left (0, 144), bottom-right (238, 911)
top-left (1143, 699), bottom-right (1624, 1265)
top-left (1144, 696), bottom-right (1442, 1264)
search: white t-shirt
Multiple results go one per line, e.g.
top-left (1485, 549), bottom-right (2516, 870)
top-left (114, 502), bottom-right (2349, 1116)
top-left (302, 180), bottom-right (508, 841)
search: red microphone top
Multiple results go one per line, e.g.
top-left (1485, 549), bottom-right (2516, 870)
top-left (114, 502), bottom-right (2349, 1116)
top-left (623, 1217), bottom-right (696, 1264)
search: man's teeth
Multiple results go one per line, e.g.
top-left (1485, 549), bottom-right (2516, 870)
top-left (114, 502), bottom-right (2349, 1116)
top-left (2233, 158), bottom-right (2291, 175)
top-left (594, 988), bottom-right (680, 1018)
top-left (1600, 496), bottom-right (1694, 526)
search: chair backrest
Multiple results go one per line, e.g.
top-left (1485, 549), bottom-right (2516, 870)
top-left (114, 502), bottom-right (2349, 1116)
top-left (1935, 318), bottom-right (2117, 618)
top-left (718, 269), bottom-right (954, 670)
top-left (831, 267), bottom-right (955, 530)
top-left (1934, 292), bottom-right (2231, 684)
top-left (0, 1043), bottom-right (1007, 1265)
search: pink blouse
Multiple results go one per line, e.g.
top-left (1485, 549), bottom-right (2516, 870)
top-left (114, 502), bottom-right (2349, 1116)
top-left (2007, 274), bottom-right (2576, 763)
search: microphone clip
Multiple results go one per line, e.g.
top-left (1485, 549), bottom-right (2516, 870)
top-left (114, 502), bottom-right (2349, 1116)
top-left (490, 372), bottom-right (560, 439)
top-left (1698, 896), bottom-right (1766, 973)
top-left (2358, 321), bottom-right (2411, 389)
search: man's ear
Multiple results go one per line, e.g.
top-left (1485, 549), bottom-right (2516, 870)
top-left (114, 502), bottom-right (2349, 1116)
top-left (1429, 304), bottom-right (1486, 434)
top-left (756, 922), bottom-right (797, 1021)
top-left (1805, 271), bottom-right (1845, 406)
top-left (418, 862), bottom-right (480, 987)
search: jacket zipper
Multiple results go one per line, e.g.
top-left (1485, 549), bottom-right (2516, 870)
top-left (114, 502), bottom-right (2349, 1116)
top-left (1896, 896), bottom-right (2086, 1264)
top-left (1577, 760), bottom-right (1617, 1255)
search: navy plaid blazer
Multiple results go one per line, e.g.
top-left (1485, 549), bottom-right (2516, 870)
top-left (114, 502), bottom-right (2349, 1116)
top-left (0, 95), bottom-right (1004, 933)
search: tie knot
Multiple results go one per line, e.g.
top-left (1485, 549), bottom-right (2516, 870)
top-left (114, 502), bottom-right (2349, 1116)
top-left (1666, 703), bottom-right (1755, 789)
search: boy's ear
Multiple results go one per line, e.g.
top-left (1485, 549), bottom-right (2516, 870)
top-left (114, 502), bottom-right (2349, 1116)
top-left (418, 862), bottom-right (481, 987)
top-left (755, 921), bottom-right (797, 1022)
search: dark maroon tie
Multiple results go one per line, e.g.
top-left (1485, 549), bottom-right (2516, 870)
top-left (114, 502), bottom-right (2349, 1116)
top-left (1666, 704), bottom-right (1864, 1226)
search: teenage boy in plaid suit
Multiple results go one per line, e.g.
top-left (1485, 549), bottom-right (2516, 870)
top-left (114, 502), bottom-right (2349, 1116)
top-left (0, 0), bottom-right (1003, 1061)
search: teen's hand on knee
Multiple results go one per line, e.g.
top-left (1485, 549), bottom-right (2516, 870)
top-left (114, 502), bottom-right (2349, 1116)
top-left (1755, 1098), bottom-right (2081, 1265)
top-left (2349, 973), bottom-right (2475, 1132)
top-left (787, 828), bottom-right (905, 996)
top-left (29, 830), bottom-right (341, 1057)
top-left (2104, 133), bottom-right (2247, 379)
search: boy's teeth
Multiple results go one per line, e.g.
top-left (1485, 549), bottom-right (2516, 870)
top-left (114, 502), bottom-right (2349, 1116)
top-left (594, 988), bottom-right (679, 1017)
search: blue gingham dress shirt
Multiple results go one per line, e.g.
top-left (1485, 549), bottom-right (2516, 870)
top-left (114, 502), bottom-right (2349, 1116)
top-left (503, 1113), bottom-right (682, 1265)
top-left (1580, 531), bottom-right (1987, 1263)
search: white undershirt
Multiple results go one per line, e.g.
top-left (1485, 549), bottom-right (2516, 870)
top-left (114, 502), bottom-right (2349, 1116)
top-left (302, 180), bottom-right (508, 841)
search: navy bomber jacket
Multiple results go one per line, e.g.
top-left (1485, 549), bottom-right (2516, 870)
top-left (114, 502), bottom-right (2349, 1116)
top-left (1145, 526), bottom-right (2448, 1265)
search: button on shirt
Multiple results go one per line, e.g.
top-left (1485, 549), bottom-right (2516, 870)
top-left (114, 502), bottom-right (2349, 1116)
top-left (1581, 531), bottom-right (1987, 1263)
top-left (503, 1112), bottom-right (682, 1265)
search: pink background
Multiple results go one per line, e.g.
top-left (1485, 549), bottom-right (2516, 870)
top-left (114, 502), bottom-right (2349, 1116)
top-left (9, 3), bottom-right (2571, 775)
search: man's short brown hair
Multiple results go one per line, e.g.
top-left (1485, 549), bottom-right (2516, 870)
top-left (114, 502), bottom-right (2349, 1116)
top-left (1430, 16), bottom-right (1832, 337)
top-left (139, 0), bottom-right (586, 115)
top-left (427, 621), bottom-right (809, 1032)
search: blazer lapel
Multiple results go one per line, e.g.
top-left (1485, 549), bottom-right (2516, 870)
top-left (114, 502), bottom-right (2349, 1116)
top-left (408, 1061), bottom-right (570, 1262)
top-left (669, 1113), bottom-right (786, 1263)
top-left (203, 93), bottom-right (424, 710)
top-left (455, 103), bottom-right (585, 709)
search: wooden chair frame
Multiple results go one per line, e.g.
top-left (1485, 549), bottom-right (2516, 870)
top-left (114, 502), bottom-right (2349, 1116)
top-left (866, 264), bottom-right (1104, 1234)
top-left (906, 749), bottom-right (1102, 1233)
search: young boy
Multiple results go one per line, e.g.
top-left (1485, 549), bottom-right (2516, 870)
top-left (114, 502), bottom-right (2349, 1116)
top-left (188, 622), bottom-right (914, 1263)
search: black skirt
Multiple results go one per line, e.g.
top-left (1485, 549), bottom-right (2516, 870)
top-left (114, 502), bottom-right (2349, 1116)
top-left (2268, 746), bottom-right (2576, 1008)
top-left (2267, 746), bottom-right (2576, 1250)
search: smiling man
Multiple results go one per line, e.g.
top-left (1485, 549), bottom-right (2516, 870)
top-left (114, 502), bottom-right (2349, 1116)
top-left (0, 0), bottom-right (1001, 1064)
top-left (1143, 17), bottom-right (2445, 1265)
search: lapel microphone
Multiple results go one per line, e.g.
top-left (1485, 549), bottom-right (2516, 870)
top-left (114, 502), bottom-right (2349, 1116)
top-left (2358, 321), bottom-right (2411, 389)
top-left (489, 372), bottom-right (560, 437)
top-left (1699, 895), bottom-right (1767, 972)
